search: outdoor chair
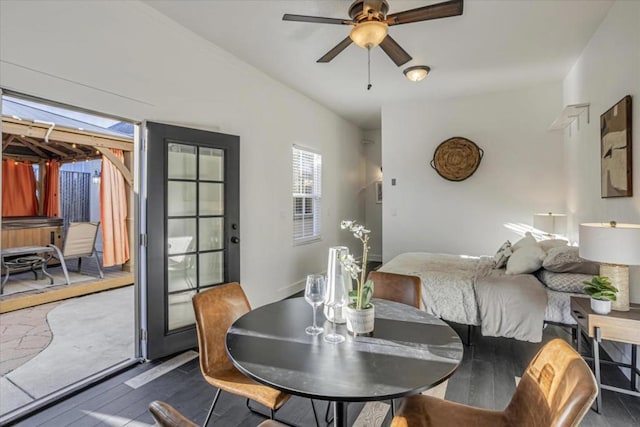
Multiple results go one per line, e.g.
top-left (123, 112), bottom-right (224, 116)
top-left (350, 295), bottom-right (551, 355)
top-left (167, 236), bottom-right (195, 289)
top-left (391, 338), bottom-right (597, 427)
top-left (49, 221), bottom-right (103, 286)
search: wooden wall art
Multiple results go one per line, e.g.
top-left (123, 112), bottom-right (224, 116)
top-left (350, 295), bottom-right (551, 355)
top-left (601, 95), bottom-right (632, 198)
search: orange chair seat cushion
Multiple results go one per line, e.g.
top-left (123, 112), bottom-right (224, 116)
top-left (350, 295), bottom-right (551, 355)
top-left (391, 394), bottom-right (506, 427)
top-left (204, 366), bottom-right (290, 410)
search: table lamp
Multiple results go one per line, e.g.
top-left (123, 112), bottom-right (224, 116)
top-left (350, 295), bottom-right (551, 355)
top-left (533, 212), bottom-right (567, 237)
top-left (579, 222), bottom-right (640, 311)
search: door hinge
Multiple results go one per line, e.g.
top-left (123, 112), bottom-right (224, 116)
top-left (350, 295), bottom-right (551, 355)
top-left (140, 329), bottom-right (147, 341)
top-left (140, 233), bottom-right (147, 247)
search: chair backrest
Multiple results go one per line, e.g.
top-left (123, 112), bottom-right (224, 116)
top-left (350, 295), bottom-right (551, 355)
top-left (148, 400), bottom-right (197, 427)
top-left (368, 271), bottom-right (422, 309)
top-left (192, 282), bottom-right (251, 376)
top-left (504, 338), bottom-right (597, 427)
top-left (62, 222), bottom-right (100, 257)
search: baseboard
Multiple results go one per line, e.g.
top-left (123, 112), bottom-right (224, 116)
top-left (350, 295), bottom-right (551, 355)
top-left (368, 253), bottom-right (382, 263)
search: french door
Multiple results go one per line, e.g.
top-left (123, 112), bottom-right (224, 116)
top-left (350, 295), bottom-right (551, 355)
top-left (145, 122), bottom-right (239, 360)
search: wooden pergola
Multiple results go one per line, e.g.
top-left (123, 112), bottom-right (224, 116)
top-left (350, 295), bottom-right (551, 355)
top-left (1, 115), bottom-right (135, 272)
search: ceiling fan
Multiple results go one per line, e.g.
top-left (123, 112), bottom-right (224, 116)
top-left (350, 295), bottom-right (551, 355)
top-left (283, 0), bottom-right (464, 67)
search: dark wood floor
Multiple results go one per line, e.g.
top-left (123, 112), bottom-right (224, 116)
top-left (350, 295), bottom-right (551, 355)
top-left (10, 324), bottom-right (640, 427)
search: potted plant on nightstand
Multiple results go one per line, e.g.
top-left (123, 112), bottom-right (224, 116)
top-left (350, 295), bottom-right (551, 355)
top-left (339, 220), bottom-right (375, 334)
top-left (583, 275), bottom-right (619, 315)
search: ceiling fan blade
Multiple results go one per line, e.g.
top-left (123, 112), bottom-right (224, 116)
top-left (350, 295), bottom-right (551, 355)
top-left (317, 37), bottom-right (353, 63)
top-left (387, 0), bottom-right (463, 26)
top-left (283, 14), bottom-right (352, 25)
top-left (379, 35), bottom-right (412, 66)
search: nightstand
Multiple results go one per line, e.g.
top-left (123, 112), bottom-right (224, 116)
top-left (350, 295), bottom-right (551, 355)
top-left (570, 296), bottom-right (640, 413)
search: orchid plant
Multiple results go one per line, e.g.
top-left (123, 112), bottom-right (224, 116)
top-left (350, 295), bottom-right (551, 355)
top-left (339, 220), bottom-right (374, 310)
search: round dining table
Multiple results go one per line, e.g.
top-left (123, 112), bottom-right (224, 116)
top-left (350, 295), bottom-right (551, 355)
top-left (226, 297), bottom-right (464, 427)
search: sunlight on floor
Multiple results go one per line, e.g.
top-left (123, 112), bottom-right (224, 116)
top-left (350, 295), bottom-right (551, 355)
top-left (81, 410), bottom-right (152, 427)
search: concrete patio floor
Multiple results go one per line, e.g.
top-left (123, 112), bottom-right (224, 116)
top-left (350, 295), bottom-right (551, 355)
top-left (0, 285), bottom-right (135, 416)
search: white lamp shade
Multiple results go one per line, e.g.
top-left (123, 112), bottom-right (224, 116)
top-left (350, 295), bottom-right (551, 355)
top-left (533, 213), bottom-right (567, 236)
top-left (579, 223), bottom-right (640, 265)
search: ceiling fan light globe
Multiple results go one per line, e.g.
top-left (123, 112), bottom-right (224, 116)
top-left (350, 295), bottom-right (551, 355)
top-left (403, 65), bottom-right (431, 82)
top-left (349, 21), bottom-right (388, 48)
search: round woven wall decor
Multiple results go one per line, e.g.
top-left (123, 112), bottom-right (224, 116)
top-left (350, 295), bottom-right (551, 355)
top-left (430, 137), bottom-right (483, 181)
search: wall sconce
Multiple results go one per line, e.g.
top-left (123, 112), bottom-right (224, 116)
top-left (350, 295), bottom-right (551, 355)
top-left (92, 170), bottom-right (101, 184)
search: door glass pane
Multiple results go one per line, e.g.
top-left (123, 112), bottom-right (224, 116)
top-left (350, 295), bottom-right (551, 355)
top-left (168, 254), bottom-right (196, 293)
top-left (168, 219), bottom-right (196, 254)
top-left (168, 181), bottom-right (196, 216)
top-left (168, 290), bottom-right (197, 330)
top-left (168, 143), bottom-right (196, 180)
top-left (199, 183), bottom-right (224, 215)
top-left (199, 217), bottom-right (224, 251)
top-left (199, 252), bottom-right (223, 286)
top-left (199, 147), bottom-right (224, 181)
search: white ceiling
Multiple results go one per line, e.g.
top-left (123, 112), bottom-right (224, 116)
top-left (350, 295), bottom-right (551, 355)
top-left (145, 0), bottom-right (614, 130)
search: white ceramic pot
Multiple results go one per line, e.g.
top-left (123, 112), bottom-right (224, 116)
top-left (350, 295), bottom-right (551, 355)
top-left (590, 298), bottom-right (611, 315)
top-left (345, 304), bottom-right (375, 335)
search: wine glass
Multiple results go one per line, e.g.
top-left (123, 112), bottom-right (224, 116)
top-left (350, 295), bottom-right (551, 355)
top-left (324, 280), bottom-right (347, 344)
top-left (304, 274), bottom-right (326, 335)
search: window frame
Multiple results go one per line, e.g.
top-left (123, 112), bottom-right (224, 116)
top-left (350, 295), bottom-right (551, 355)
top-left (292, 144), bottom-right (322, 245)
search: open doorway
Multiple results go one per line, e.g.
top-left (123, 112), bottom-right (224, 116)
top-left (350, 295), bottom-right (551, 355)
top-left (0, 93), bottom-right (139, 420)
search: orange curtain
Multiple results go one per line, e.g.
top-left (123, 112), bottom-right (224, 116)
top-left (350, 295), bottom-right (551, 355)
top-left (43, 160), bottom-right (60, 217)
top-left (100, 150), bottom-right (130, 267)
top-left (2, 160), bottom-right (39, 216)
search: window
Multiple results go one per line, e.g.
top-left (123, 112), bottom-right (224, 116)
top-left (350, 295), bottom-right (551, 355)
top-left (292, 146), bottom-right (322, 242)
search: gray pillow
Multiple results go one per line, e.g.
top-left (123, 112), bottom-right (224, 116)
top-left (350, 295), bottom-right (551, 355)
top-left (506, 245), bottom-right (546, 275)
top-left (493, 241), bottom-right (512, 269)
top-left (536, 270), bottom-right (589, 294)
top-left (542, 246), bottom-right (599, 274)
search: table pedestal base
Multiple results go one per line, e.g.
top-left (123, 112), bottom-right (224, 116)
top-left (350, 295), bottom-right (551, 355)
top-left (334, 401), bottom-right (347, 427)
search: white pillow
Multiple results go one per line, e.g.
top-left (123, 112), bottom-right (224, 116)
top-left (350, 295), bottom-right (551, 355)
top-left (538, 239), bottom-right (568, 252)
top-left (506, 245), bottom-right (546, 275)
top-left (512, 232), bottom-right (537, 251)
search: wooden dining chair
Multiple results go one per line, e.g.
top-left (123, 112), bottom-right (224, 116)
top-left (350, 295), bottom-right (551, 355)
top-left (390, 338), bottom-right (597, 427)
top-left (368, 271), bottom-right (422, 309)
top-left (148, 401), bottom-right (197, 427)
top-left (323, 271), bottom-right (423, 424)
top-left (192, 282), bottom-right (319, 427)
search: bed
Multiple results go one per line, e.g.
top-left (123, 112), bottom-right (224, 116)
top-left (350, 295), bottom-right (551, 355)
top-left (378, 240), bottom-right (596, 343)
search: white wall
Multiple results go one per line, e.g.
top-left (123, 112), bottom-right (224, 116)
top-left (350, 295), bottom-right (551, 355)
top-left (562, 0), bottom-right (640, 303)
top-left (382, 82), bottom-right (565, 261)
top-left (0, 0), bottom-right (364, 307)
top-left (363, 129), bottom-right (383, 261)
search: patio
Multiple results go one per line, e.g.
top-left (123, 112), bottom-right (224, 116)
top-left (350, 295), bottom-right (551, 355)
top-left (0, 257), bottom-right (133, 313)
top-left (0, 285), bottom-right (134, 416)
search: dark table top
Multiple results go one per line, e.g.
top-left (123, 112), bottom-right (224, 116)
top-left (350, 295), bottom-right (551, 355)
top-left (226, 297), bottom-right (464, 402)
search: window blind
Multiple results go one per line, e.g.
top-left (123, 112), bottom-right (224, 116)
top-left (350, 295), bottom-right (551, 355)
top-left (292, 146), bottom-right (322, 241)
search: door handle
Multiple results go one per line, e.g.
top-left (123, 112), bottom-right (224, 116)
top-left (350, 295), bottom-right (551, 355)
top-left (230, 237), bottom-right (240, 244)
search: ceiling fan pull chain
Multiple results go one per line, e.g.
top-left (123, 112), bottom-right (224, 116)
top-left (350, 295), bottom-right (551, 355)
top-left (367, 47), bottom-right (372, 90)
